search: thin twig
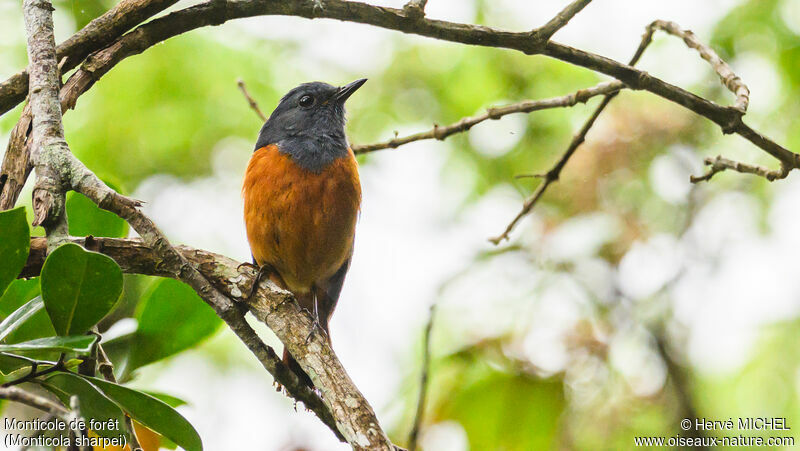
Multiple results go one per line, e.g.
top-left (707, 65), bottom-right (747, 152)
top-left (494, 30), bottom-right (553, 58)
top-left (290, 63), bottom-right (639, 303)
top-left (489, 21), bottom-right (659, 244)
top-left (353, 81), bottom-right (624, 154)
top-left (648, 20), bottom-right (749, 114)
top-left (96, 343), bottom-right (143, 451)
top-left (0, 386), bottom-right (69, 418)
top-left (690, 155), bottom-right (783, 183)
top-left (237, 79), bottom-right (266, 122)
top-left (408, 304), bottom-right (436, 451)
top-left (535, 0), bottom-right (593, 42)
top-left (403, 0), bottom-right (428, 19)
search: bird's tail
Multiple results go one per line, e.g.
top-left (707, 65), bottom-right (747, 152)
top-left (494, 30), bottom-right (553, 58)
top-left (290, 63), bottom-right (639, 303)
top-left (283, 348), bottom-right (314, 389)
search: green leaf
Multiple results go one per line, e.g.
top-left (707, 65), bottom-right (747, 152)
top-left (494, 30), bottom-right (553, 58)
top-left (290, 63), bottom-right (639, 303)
top-left (0, 335), bottom-right (97, 354)
top-left (0, 296), bottom-right (45, 342)
top-left (85, 376), bottom-right (203, 451)
top-left (66, 189), bottom-right (129, 238)
top-left (0, 207), bottom-right (30, 296)
top-left (0, 280), bottom-right (57, 368)
top-left (41, 243), bottom-right (123, 335)
top-left (43, 372), bottom-right (127, 439)
top-left (126, 278), bottom-right (221, 372)
top-left (144, 391), bottom-right (189, 409)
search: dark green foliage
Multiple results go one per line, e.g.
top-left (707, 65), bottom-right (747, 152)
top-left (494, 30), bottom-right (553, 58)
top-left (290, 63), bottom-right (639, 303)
top-left (107, 278), bottom-right (221, 376)
top-left (0, 207), bottom-right (30, 296)
top-left (85, 376), bottom-right (203, 451)
top-left (41, 243), bottom-right (123, 336)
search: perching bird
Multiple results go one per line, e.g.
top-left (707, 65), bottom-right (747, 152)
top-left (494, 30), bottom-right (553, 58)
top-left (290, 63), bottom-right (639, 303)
top-left (242, 79), bottom-right (365, 386)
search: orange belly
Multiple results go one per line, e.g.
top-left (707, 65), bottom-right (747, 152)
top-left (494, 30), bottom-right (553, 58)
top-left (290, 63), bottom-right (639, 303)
top-left (242, 144), bottom-right (361, 294)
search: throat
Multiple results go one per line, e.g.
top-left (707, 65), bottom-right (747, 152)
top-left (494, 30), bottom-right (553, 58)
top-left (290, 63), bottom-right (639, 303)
top-left (278, 134), bottom-right (349, 173)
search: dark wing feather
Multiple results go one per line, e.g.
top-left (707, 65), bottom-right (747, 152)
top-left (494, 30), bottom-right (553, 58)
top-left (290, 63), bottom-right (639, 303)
top-left (315, 250), bottom-right (353, 334)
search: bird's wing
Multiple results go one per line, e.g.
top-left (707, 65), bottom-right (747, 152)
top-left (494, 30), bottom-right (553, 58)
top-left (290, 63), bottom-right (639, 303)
top-left (315, 249), bottom-right (353, 332)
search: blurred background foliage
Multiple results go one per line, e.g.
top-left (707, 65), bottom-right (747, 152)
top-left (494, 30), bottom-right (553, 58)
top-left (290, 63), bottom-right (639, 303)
top-left (1, 0), bottom-right (800, 450)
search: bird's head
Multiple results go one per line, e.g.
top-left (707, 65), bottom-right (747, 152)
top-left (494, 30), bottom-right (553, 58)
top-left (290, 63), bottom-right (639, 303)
top-left (255, 79), bottom-right (367, 171)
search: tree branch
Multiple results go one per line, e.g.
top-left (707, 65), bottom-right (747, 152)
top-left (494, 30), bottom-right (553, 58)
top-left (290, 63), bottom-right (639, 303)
top-left (689, 155), bottom-right (783, 183)
top-left (648, 20), bottom-right (749, 114)
top-left (489, 20), bottom-right (658, 244)
top-left (23, 0), bottom-right (70, 245)
top-left (20, 0), bottom-right (391, 446)
top-left (0, 386), bottom-right (69, 418)
top-left (95, 343), bottom-right (143, 451)
top-left (407, 304), bottom-right (435, 451)
top-left (533, 0), bottom-right (593, 42)
top-left (402, 0), bottom-right (427, 19)
top-left (0, 0), bottom-right (179, 211)
top-left (352, 81), bottom-right (624, 154)
top-left (24, 235), bottom-right (402, 447)
top-left (0, 0), bottom-right (179, 116)
top-left (2, 0), bottom-right (795, 213)
top-left (237, 79), bottom-right (267, 122)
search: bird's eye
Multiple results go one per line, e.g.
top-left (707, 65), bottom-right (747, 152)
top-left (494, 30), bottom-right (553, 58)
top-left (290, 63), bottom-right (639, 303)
top-left (299, 95), bottom-right (315, 108)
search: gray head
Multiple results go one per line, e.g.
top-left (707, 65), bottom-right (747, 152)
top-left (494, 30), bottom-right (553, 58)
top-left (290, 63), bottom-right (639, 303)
top-left (255, 79), bottom-right (367, 172)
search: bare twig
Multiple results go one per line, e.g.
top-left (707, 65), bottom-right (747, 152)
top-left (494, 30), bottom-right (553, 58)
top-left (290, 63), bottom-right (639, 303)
top-left (490, 21), bottom-right (659, 244)
top-left (408, 304), bottom-right (436, 451)
top-left (690, 155), bottom-right (784, 183)
top-left (0, 386), bottom-right (69, 418)
top-left (237, 79), bottom-right (267, 122)
top-left (353, 81), bottom-right (624, 154)
top-left (534, 0), bottom-right (593, 42)
top-left (648, 20), bottom-right (749, 114)
top-left (96, 343), bottom-right (143, 451)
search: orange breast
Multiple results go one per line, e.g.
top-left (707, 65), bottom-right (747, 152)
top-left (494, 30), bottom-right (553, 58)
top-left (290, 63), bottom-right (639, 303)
top-left (242, 144), bottom-right (361, 294)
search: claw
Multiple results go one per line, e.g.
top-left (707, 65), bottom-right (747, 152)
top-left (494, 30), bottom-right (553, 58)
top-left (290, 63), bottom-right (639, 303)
top-left (243, 264), bottom-right (273, 304)
top-left (304, 294), bottom-right (328, 344)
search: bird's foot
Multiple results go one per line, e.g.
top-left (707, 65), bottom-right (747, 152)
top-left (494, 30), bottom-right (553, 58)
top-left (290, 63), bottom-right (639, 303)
top-left (304, 314), bottom-right (328, 345)
top-left (237, 261), bottom-right (258, 272)
top-left (244, 264), bottom-right (273, 303)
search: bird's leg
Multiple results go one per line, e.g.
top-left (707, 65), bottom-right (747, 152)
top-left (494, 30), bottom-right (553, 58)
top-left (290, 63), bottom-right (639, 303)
top-left (305, 293), bottom-right (328, 344)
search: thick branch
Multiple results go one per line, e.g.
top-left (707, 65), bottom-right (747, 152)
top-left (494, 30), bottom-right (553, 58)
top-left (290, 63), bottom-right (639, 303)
top-left (23, 0), bottom-right (69, 243)
top-left (20, 0), bottom-right (386, 446)
top-left (24, 236), bottom-right (394, 447)
top-left (3, 0), bottom-right (794, 215)
top-left (0, 0), bottom-right (786, 166)
top-left (0, 0), bottom-right (179, 117)
top-left (0, 0), bottom-right (179, 211)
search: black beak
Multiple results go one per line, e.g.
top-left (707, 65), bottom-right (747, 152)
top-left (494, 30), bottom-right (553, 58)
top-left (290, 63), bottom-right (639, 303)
top-left (335, 78), bottom-right (367, 102)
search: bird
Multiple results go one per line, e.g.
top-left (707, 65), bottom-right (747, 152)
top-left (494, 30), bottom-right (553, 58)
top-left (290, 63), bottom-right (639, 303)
top-left (242, 79), bottom-right (366, 387)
